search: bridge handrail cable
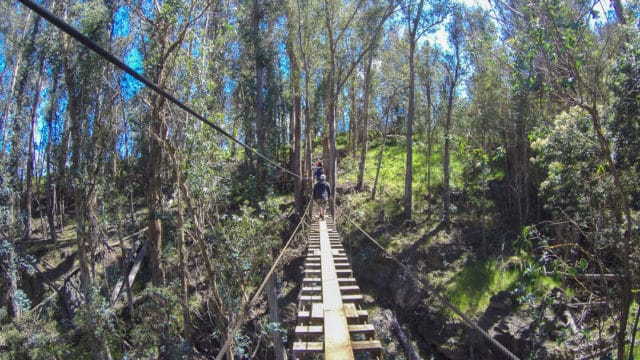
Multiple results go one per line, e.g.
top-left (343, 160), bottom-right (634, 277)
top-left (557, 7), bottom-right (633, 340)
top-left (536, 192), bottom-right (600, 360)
top-left (215, 200), bottom-right (312, 360)
top-left (335, 204), bottom-right (521, 360)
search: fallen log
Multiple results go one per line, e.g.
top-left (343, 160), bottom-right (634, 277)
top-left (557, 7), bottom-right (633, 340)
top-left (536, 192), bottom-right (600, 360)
top-left (383, 309), bottom-right (421, 360)
top-left (561, 273), bottom-right (623, 281)
top-left (110, 238), bottom-right (149, 304)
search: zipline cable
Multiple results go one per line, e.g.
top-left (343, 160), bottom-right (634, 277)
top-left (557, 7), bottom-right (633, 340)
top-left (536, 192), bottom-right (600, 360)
top-left (215, 200), bottom-right (311, 360)
top-left (335, 205), bottom-right (521, 360)
top-left (16, 0), bottom-right (310, 181)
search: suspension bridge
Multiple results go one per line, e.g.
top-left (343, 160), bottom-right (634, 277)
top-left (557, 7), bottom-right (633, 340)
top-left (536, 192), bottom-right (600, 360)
top-left (292, 206), bottom-right (381, 359)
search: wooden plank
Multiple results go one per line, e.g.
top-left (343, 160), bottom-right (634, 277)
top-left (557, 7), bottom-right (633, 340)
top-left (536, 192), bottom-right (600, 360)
top-left (300, 295), bottom-right (322, 302)
top-left (348, 324), bottom-right (376, 336)
top-left (297, 310), bottom-right (310, 321)
top-left (295, 325), bottom-right (323, 336)
top-left (342, 294), bottom-right (364, 303)
top-left (303, 277), bottom-right (322, 284)
top-left (301, 286), bottom-right (322, 293)
top-left (339, 285), bottom-right (360, 294)
top-left (292, 341), bottom-right (324, 353)
top-left (344, 303), bottom-right (369, 324)
top-left (351, 340), bottom-right (382, 353)
top-left (319, 221), bottom-right (354, 360)
top-left (336, 269), bottom-right (353, 276)
top-left (337, 277), bottom-right (357, 284)
top-left (311, 302), bottom-right (324, 321)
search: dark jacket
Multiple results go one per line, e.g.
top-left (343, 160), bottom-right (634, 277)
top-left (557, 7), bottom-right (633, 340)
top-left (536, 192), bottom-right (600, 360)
top-left (313, 180), bottom-right (331, 200)
top-left (314, 166), bottom-right (323, 180)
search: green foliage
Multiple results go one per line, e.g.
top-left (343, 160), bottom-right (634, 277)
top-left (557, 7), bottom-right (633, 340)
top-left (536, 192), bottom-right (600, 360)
top-left (444, 259), bottom-right (519, 317)
top-left (72, 286), bottom-right (118, 357)
top-left (531, 107), bottom-right (612, 223)
top-left (126, 286), bottom-right (190, 359)
top-left (0, 298), bottom-right (71, 360)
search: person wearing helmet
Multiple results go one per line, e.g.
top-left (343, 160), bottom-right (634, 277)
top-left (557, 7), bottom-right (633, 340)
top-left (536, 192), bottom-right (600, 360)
top-left (312, 174), bottom-right (331, 220)
top-left (314, 160), bottom-right (323, 181)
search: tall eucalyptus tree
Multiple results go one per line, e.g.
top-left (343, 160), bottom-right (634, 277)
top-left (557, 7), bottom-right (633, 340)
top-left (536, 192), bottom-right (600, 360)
top-left (440, 7), bottom-right (464, 225)
top-left (322, 0), bottom-right (394, 210)
top-left (401, 0), bottom-right (449, 219)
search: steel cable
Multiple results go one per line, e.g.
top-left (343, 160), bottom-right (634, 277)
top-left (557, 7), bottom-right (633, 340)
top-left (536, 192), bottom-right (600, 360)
top-left (335, 205), bottom-right (521, 360)
top-left (214, 200), bottom-right (311, 359)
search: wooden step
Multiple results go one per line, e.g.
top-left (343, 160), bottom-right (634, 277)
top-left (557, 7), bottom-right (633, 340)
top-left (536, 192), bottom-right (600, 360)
top-left (295, 325), bottom-right (323, 336)
top-left (351, 340), bottom-right (382, 355)
top-left (292, 341), bottom-right (323, 354)
top-left (299, 295), bottom-right (322, 302)
top-left (311, 302), bottom-right (323, 321)
top-left (302, 277), bottom-right (357, 284)
top-left (339, 285), bottom-right (360, 294)
top-left (342, 294), bottom-right (364, 303)
top-left (302, 277), bottom-right (322, 284)
top-left (348, 324), bottom-right (376, 337)
top-left (297, 303), bottom-right (323, 323)
top-left (301, 286), bottom-right (322, 293)
top-left (344, 303), bottom-right (369, 324)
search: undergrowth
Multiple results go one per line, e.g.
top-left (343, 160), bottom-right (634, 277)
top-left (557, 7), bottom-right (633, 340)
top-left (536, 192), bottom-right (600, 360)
top-left (444, 259), bottom-right (520, 317)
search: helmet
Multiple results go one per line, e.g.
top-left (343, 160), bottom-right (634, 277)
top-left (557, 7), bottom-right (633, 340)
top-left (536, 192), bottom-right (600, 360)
top-left (320, 174), bottom-right (326, 180)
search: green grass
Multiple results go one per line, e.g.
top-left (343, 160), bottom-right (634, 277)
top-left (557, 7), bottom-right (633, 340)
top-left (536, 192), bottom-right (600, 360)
top-left (444, 259), bottom-right (520, 317)
top-left (340, 139), bottom-right (464, 201)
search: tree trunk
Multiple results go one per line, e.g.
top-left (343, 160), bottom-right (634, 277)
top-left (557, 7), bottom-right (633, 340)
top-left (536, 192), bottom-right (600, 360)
top-left (586, 107), bottom-right (633, 360)
top-left (612, 0), bottom-right (625, 24)
top-left (442, 13), bottom-right (462, 226)
top-left (65, 58), bottom-right (91, 295)
top-left (45, 71), bottom-right (60, 242)
top-left (147, 98), bottom-right (166, 287)
top-left (423, 60), bottom-right (434, 216)
top-left (404, 37), bottom-right (416, 219)
top-left (404, 0), bottom-right (424, 219)
top-left (356, 51), bottom-right (373, 191)
top-left (254, 0), bottom-right (266, 193)
top-left (180, 180), bottom-right (230, 358)
top-left (350, 78), bottom-right (358, 158)
top-left (0, 11), bottom-right (33, 185)
top-left (24, 59), bottom-right (44, 241)
top-left (372, 95), bottom-right (393, 201)
top-left (443, 78), bottom-right (454, 225)
top-left (2, 243), bottom-right (21, 318)
top-left (325, 0), bottom-right (337, 213)
top-left (174, 155), bottom-right (192, 343)
top-left (287, 31), bottom-right (304, 215)
top-left (267, 274), bottom-right (286, 359)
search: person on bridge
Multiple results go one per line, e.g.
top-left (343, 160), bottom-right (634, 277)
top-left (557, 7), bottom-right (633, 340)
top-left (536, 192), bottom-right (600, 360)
top-left (313, 174), bottom-right (331, 220)
top-left (314, 160), bottom-right (323, 181)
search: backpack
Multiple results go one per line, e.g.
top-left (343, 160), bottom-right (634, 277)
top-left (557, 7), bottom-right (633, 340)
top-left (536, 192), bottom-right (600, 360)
top-left (313, 181), bottom-right (328, 200)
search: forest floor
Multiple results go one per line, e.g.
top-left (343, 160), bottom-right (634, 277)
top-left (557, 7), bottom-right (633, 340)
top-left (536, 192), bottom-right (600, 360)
top-left (327, 143), bottom-right (628, 359)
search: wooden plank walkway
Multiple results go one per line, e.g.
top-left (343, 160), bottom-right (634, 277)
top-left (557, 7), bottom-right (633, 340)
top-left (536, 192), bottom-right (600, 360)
top-left (293, 208), bottom-right (382, 359)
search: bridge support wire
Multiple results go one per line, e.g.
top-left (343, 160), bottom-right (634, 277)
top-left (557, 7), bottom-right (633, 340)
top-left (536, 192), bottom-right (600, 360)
top-left (16, 0), bottom-right (311, 183)
top-left (335, 206), bottom-right (521, 360)
top-left (214, 201), bottom-right (312, 360)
